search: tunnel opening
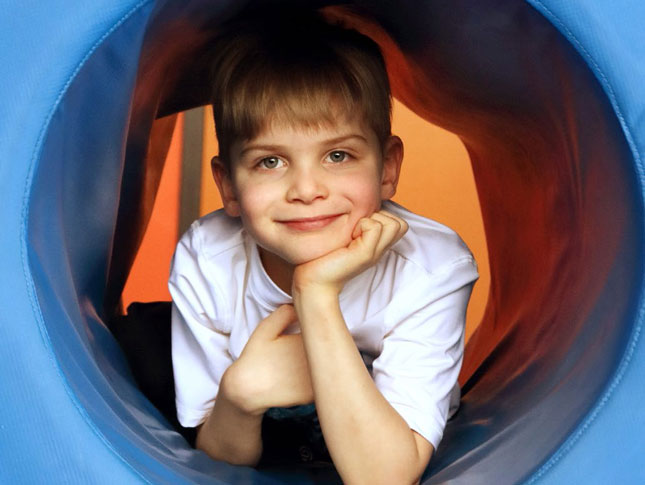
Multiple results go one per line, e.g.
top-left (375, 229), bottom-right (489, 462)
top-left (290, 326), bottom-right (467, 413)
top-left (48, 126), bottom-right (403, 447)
top-left (24, 1), bottom-right (643, 483)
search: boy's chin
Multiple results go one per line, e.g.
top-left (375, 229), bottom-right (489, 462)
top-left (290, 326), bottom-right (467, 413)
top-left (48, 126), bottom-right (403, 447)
top-left (288, 246), bottom-right (344, 266)
top-left (266, 236), bottom-right (353, 266)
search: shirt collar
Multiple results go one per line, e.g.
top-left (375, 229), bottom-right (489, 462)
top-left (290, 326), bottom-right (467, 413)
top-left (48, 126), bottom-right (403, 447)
top-left (245, 233), bottom-right (293, 310)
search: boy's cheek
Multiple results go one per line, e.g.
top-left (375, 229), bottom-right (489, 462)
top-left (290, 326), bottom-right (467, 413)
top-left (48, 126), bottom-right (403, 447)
top-left (236, 187), bottom-right (274, 219)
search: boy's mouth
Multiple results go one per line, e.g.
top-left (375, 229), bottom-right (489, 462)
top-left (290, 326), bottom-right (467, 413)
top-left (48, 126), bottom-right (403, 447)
top-left (278, 213), bottom-right (344, 231)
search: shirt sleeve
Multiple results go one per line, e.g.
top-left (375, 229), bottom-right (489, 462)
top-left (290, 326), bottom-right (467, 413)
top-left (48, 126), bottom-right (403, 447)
top-left (371, 256), bottom-right (478, 450)
top-left (168, 225), bottom-right (234, 428)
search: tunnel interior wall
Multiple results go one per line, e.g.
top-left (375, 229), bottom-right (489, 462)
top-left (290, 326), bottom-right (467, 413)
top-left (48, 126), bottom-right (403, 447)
top-left (15, 0), bottom-right (645, 483)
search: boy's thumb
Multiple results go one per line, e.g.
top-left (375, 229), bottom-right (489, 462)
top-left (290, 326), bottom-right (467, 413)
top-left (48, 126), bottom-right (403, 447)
top-left (253, 304), bottom-right (298, 340)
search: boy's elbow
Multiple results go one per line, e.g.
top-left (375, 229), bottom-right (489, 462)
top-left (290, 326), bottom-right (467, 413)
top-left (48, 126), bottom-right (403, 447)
top-left (348, 466), bottom-right (424, 485)
top-left (392, 437), bottom-right (433, 485)
top-left (393, 459), bottom-right (430, 485)
top-left (346, 451), bottom-right (431, 485)
top-left (196, 426), bottom-right (262, 467)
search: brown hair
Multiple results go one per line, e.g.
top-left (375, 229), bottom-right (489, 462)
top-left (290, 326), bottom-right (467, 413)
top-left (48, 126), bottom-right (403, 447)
top-left (208, 8), bottom-right (392, 166)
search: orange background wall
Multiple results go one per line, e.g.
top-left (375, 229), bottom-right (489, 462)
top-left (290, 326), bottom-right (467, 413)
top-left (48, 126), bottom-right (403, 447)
top-left (390, 102), bottom-right (489, 341)
top-left (121, 115), bottom-right (183, 308)
top-left (123, 101), bottom-right (489, 341)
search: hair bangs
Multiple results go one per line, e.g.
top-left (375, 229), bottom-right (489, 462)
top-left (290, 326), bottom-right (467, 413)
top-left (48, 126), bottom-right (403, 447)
top-left (209, 8), bottom-right (392, 166)
top-left (233, 61), bottom-right (364, 142)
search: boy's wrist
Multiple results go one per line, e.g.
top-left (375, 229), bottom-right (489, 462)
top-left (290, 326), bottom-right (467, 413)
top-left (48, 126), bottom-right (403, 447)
top-left (292, 267), bottom-right (343, 299)
top-left (292, 284), bottom-right (344, 330)
top-left (292, 280), bottom-right (341, 304)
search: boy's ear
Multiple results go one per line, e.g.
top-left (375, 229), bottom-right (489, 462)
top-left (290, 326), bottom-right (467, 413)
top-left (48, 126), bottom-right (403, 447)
top-left (380, 135), bottom-right (404, 200)
top-left (211, 156), bottom-right (241, 217)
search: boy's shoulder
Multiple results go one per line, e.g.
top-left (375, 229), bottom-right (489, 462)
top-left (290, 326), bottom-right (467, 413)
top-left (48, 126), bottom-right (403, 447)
top-left (385, 201), bottom-right (477, 277)
top-left (180, 208), bottom-right (246, 261)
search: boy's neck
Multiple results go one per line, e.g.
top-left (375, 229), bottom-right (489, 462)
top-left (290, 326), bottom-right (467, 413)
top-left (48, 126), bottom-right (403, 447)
top-left (258, 248), bottom-right (295, 296)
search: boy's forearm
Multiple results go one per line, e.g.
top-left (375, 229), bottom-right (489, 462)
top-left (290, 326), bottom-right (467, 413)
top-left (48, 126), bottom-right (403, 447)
top-left (294, 287), bottom-right (431, 485)
top-left (195, 371), bottom-right (264, 466)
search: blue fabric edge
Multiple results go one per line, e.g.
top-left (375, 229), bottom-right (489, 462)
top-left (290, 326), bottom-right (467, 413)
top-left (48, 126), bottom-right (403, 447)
top-left (523, 1), bottom-right (645, 483)
top-left (18, 1), bottom-right (157, 483)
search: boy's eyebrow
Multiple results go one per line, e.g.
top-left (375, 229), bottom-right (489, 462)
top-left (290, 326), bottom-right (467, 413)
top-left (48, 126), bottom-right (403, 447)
top-left (239, 144), bottom-right (284, 156)
top-left (322, 134), bottom-right (370, 146)
top-left (240, 134), bottom-right (369, 156)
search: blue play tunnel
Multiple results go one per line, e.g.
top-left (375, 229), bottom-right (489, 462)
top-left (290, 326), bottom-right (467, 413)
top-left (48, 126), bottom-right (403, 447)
top-left (1, 0), bottom-right (644, 483)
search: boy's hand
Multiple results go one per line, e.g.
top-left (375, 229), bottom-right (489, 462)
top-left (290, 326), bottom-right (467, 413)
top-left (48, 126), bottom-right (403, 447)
top-left (222, 305), bottom-right (314, 415)
top-left (293, 210), bottom-right (408, 295)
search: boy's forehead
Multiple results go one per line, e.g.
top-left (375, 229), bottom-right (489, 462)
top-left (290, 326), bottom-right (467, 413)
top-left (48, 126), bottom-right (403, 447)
top-left (248, 112), bottom-right (374, 143)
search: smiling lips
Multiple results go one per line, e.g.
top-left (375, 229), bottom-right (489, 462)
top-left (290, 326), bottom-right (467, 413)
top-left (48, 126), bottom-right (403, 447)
top-left (278, 213), bottom-right (344, 231)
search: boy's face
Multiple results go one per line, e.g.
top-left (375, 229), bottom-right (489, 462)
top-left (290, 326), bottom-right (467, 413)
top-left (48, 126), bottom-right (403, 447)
top-left (212, 115), bottom-right (403, 270)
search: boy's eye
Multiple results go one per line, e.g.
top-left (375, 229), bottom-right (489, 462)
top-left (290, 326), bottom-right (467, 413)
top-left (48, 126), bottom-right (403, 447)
top-left (327, 151), bottom-right (348, 163)
top-left (259, 157), bottom-right (285, 169)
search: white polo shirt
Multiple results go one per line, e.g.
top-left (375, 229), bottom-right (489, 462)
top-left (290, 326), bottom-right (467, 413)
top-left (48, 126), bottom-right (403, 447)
top-left (169, 200), bottom-right (478, 449)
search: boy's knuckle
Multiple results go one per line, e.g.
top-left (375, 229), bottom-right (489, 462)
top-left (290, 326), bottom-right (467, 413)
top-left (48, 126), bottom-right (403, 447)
top-left (386, 220), bottom-right (399, 233)
top-left (224, 364), bottom-right (254, 406)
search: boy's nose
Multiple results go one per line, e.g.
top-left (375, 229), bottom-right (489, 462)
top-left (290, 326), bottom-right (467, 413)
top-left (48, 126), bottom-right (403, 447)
top-left (286, 166), bottom-right (329, 204)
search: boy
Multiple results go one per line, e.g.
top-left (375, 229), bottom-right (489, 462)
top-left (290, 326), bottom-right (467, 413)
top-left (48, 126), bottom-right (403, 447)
top-left (169, 8), bottom-right (478, 484)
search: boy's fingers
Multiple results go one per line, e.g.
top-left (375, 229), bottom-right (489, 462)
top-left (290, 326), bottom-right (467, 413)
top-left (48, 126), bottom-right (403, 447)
top-left (370, 211), bottom-right (408, 255)
top-left (351, 217), bottom-right (383, 256)
top-left (351, 217), bottom-right (366, 239)
top-left (375, 210), bottom-right (408, 233)
top-left (250, 304), bottom-right (298, 341)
